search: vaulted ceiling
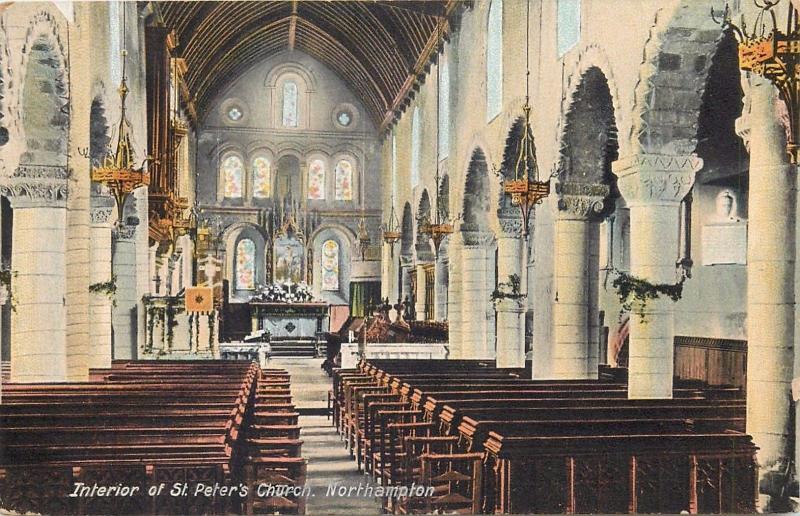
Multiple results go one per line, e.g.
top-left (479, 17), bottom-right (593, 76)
top-left (153, 1), bottom-right (465, 131)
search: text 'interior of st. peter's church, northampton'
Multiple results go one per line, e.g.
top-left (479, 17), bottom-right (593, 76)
top-left (0, 0), bottom-right (799, 514)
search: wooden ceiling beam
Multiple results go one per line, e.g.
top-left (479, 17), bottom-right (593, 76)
top-left (288, 0), bottom-right (298, 51)
top-left (368, 1), bottom-right (447, 18)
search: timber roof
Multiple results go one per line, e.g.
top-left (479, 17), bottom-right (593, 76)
top-left (154, 0), bottom-right (466, 130)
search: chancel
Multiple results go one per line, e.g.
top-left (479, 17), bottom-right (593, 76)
top-left (0, 0), bottom-right (798, 514)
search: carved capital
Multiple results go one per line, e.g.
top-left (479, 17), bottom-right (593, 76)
top-left (0, 165), bottom-right (70, 208)
top-left (554, 182), bottom-right (609, 220)
top-left (612, 153), bottom-right (701, 206)
top-left (461, 229), bottom-right (495, 247)
top-left (113, 223), bottom-right (137, 241)
top-left (498, 216), bottom-right (523, 237)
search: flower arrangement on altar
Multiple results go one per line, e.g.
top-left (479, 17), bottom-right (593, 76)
top-left (251, 281), bottom-right (316, 304)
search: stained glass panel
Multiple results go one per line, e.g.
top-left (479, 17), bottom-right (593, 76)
top-left (252, 156), bottom-right (271, 198)
top-left (282, 80), bottom-right (298, 127)
top-left (222, 155), bottom-right (244, 198)
top-left (308, 159), bottom-right (326, 200)
top-left (236, 238), bottom-right (256, 290)
top-left (335, 159), bottom-right (353, 201)
top-left (321, 239), bottom-right (340, 291)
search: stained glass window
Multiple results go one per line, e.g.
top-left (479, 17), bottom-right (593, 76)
top-left (486, 0), bottom-right (503, 120)
top-left (228, 107), bottom-right (243, 121)
top-left (308, 159), bottom-right (326, 200)
top-left (236, 238), bottom-right (256, 290)
top-left (282, 80), bottom-right (298, 127)
top-left (335, 159), bottom-right (353, 201)
top-left (221, 154), bottom-right (244, 198)
top-left (252, 156), bottom-right (271, 199)
top-left (557, 0), bottom-right (581, 56)
top-left (321, 239), bottom-right (340, 291)
top-left (411, 107), bottom-right (421, 189)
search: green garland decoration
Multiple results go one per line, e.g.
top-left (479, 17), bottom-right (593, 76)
top-left (491, 274), bottom-right (526, 303)
top-left (89, 274), bottom-right (117, 308)
top-left (610, 268), bottom-right (685, 321)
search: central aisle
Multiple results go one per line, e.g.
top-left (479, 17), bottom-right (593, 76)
top-left (300, 415), bottom-right (382, 514)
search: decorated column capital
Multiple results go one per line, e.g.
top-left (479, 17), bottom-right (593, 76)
top-left (90, 194), bottom-right (116, 226)
top-left (612, 153), bottom-right (702, 206)
top-left (460, 227), bottom-right (495, 247)
top-left (112, 223), bottom-right (137, 241)
top-left (497, 206), bottom-right (524, 238)
top-left (735, 73), bottom-right (789, 157)
top-left (0, 164), bottom-right (70, 209)
top-left (554, 181), bottom-right (610, 220)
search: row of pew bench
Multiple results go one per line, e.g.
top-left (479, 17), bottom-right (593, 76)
top-left (332, 359), bottom-right (757, 514)
top-left (0, 360), bottom-right (307, 515)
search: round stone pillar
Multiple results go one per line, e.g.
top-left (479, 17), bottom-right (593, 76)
top-left (112, 223), bottom-right (139, 360)
top-left (613, 154), bottom-right (700, 399)
top-left (447, 233), bottom-right (463, 358)
top-left (415, 264), bottom-right (427, 320)
top-left (2, 166), bottom-right (69, 382)
top-left (551, 185), bottom-right (607, 379)
top-left (495, 217), bottom-right (525, 368)
top-left (736, 75), bottom-right (795, 508)
top-left (88, 199), bottom-right (115, 370)
top-left (434, 239), bottom-right (449, 321)
top-left (460, 230), bottom-right (494, 360)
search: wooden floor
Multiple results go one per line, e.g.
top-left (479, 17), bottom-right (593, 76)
top-left (269, 357), bottom-right (381, 514)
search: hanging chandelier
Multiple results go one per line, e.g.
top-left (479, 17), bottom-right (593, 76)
top-left (89, 50), bottom-right (150, 223)
top-left (382, 201), bottom-right (401, 256)
top-left (357, 212), bottom-right (371, 260)
top-left (716, 0), bottom-right (800, 163)
top-left (502, 0), bottom-right (549, 239)
top-left (420, 18), bottom-right (454, 255)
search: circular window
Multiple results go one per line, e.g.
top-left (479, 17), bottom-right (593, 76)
top-left (336, 111), bottom-right (352, 127)
top-left (228, 107), bottom-right (243, 121)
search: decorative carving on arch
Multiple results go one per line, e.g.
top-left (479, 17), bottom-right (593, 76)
top-left (628, 2), bottom-right (727, 155)
top-left (416, 189), bottom-right (433, 262)
top-left (461, 147), bottom-right (491, 235)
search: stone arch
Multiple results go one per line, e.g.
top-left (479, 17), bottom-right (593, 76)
top-left (629, 0), bottom-right (727, 155)
top-left (18, 15), bottom-right (70, 168)
top-left (89, 95), bottom-right (111, 168)
top-left (223, 222), bottom-right (268, 299)
top-left (437, 174), bottom-right (450, 221)
top-left (416, 189), bottom-right (433, 262)
top-left (461, 147), bottom-right (491, 234)
top-left (498, 116), bottom-right (528, 214)
top-left (558, 66), bottom-right (618, 186)
top-left (400, 201), bottom-right (413, 259)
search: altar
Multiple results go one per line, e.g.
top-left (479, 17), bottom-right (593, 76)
top-left (250, 302), bottom-right (329, 337)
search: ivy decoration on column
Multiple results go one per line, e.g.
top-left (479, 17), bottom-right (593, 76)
top-left (491, 274), bottom-right (526, 304)
top-left (610, 268), bottom-right (685, 322)
top-left (88, 274), bottom-right (117, 308)
top-left (188, 313), bottom-right (194, 353)
top-left (146, 305), bottom-right (157, 353)
top-left (0, 268), bottom-right (18, 313)
top-left (208, 310), bottom-right (216, 353)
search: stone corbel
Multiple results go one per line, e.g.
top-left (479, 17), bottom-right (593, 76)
top-left (0, 164), bottom-right (70, 209)
top-left (555, 181), bottom-right (610, 220)
top-left (612, 153), bottom-right (702, 206)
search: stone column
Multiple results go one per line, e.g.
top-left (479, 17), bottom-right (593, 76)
top-left (613, 154), bottom-right (700, 398)
top-left (2, 165), bottom-right (69, 382)
top-left (460, 230), bottom-right (493, 359)
top-left (447, 233), bottom-right (463, 358)
top-left (88, 199), bottom-right (115, 370)
top-left (495, 216), bottom-right (525, 368)
top-left (415, 264), bottom-right (427, 320)
top-left (736, 75), bottom-right (795, 507)
top-left (551, 184), bottom-right (607, 379)
top-left (434, 240), bottom-right (449, 321)
top-left (112, 223), bottom-right (139, 360)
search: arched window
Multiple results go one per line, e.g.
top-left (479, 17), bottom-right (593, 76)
top-left (252, 156), bottom-right (271, 199)
top-left (439, 53), bottom-right (450, 159)
top-left (236, 238), bottom-right (256, 290)
top-left (321, 239), bottom-right (340, 291)
top-left (486, 0), bottom-right (503, 120)
top-left (335, 159), bottom-right (354, 201)
top-left (282, 80), bottom-right (298, 127)
top-left (411, 107), bottom-right (421, 189)
top-left (557, 0), bottom-right (581, 56)
top-left (307, 158), bottom-right (326, 200)
top-left (221, 154), bottom-right (244, 199)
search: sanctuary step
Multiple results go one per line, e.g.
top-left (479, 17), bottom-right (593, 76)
top-left (270, 340), bottom-right (319, 358)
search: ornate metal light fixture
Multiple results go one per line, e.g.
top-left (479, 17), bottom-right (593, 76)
top-left (502, 0), bottom-right (549, 239)
top-left (716, 0), bottom-right (800, 162)
top-left (86, 50), bottom-right (150, 223)
top-left (382, 196), bottom-right (402, 256)
top-left (420, 19), bottom-right (454, 254)
top-left (357, 212), bottom-right (371, 260)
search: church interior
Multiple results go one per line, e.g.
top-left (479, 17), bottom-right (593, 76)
top-left (0, 0), bottom-right (799, 513)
